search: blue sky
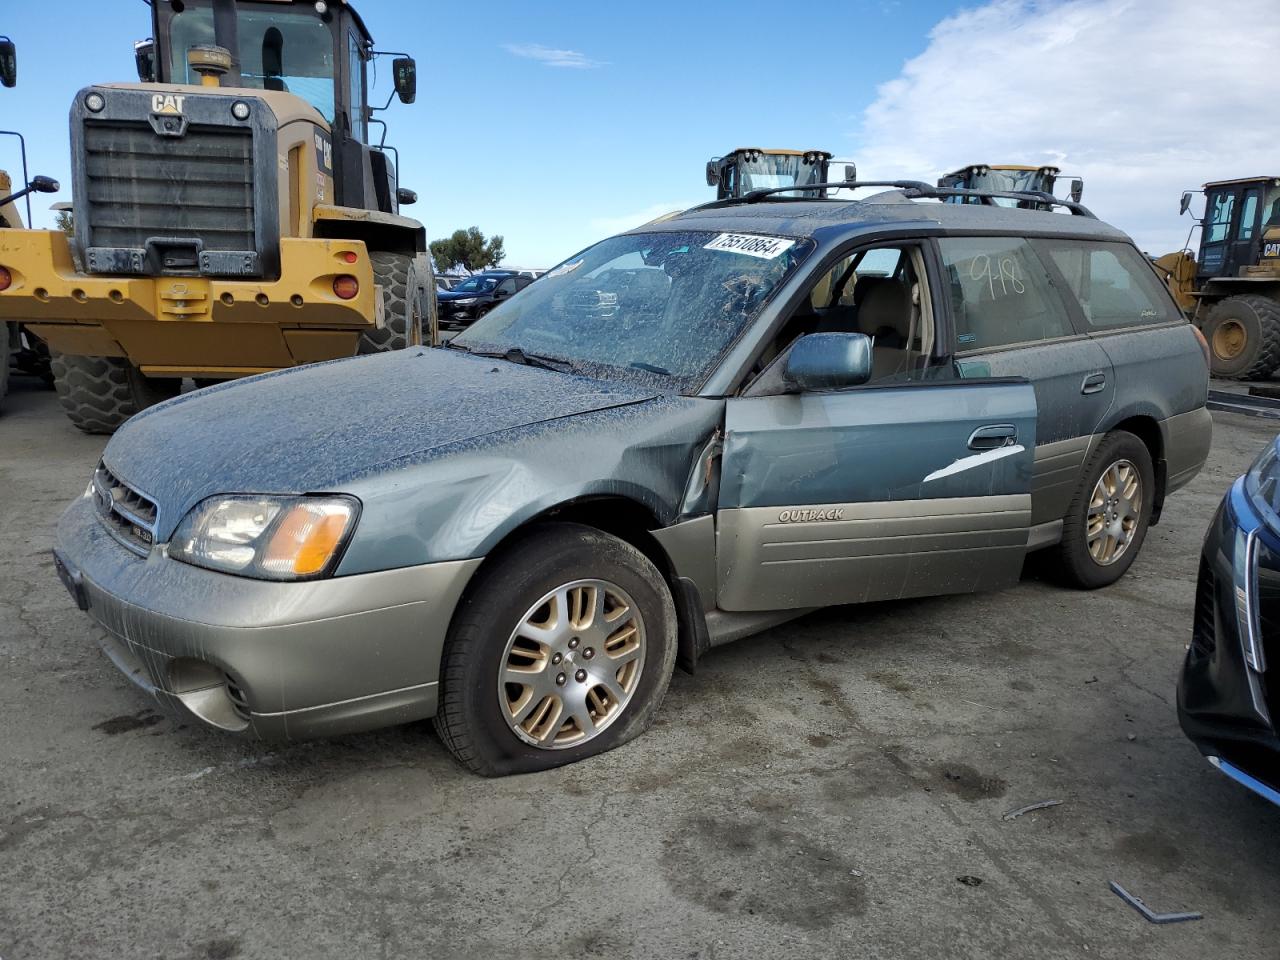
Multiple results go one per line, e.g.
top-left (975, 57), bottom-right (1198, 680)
top-left (1, 0), bottom-right (956, 266)
top-left (4, 1), bottom-right (1275, 264)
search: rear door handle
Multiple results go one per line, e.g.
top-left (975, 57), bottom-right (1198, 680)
top-left (1081, 372), bottom-right (1107, 395)
top-left (968, 424), bottom-right (1018, 450)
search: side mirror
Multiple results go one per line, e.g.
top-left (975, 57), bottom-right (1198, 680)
top-left (392, 57), bottom-right (417, 104)
top-left (705, 161), bottom-right (720, 187)
top-left (783, 333), bottom-right (872, 392)
top-left (0, 38), bottom-right (15, 88)
top-left (1069, 178), bottom-right (1083, 203)
top-left (31, 175), bottom-right (59, 193)
top-left (396, 186), bottom-right (417, 206)
top-left (1179, 190), bottom-right (1194, 216)
top-left (134, 39), bottom-right (156, 83)
top-left (844, 163), bottom-right (857, 182)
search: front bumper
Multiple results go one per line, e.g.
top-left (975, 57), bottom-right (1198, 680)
top-left (1177, 478), bottom-right (1280, 806)
top-left (56, 494), bottom-right (480, 740)
top-left (0, 229), bottom-right (379, 378)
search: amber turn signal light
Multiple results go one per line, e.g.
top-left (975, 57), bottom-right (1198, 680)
top-left (332, 275), bottom-right (359, 300)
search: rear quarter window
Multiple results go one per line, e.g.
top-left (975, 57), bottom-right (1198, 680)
top-left (1039, 240), bottom-right (1178, 330)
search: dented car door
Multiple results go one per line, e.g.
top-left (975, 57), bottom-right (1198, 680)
top-left (714, 380), bottom-right (1038, 611)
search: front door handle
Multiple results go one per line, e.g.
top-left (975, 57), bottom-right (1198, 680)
top-left (968, 424), bottom-right (1018, 450)
top-left (1081, 372), bottom-right (1107, 395)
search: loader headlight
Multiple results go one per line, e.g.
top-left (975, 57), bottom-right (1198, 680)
top-left (231, 100), bottom-right (251, 121)
top-left (168, 495), bottom-right (359, 580)
top-left (85, 92), bottom-right (105, 113)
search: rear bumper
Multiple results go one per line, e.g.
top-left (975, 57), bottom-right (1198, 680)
top-left (0, 229), bottom-right (379, 376)
top-left (1177, 481), bottom-right (1280, 805)
top-left (1161, 406), bottom-right (1213, 495)
top-left (56, 494), bottom-right (480, 740)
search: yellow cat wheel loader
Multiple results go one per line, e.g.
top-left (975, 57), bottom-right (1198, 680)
top-left (1154, 177), bottom-right (1280, 380)
top-left (706, 148), bottom-right (854, 200)
top-left (0, 0), bottom-right (435, 433)
top-left (936, 164), bottom-right (1084, 208)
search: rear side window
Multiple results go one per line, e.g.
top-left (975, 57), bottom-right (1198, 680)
top-left (1041, 240), bottom-right (1175, 330)
top-left (938, 237), bottom-right (1074, 352)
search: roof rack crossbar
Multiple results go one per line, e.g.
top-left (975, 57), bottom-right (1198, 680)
top-left (733, 180), bottom-right (1096, 218)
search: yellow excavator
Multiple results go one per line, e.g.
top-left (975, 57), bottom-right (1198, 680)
top-left (1153, 177), bottom-right (1280, 380)
top-left (0, 0), bottom-right (434, 433)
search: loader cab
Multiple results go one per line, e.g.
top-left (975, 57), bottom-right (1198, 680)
top-left (706, 149), bottom-right (835, 200)
top-left (146, 0), bottom-right (415, 215)
top-left (1193, 177), bottom-right (1280, 281)
top-left (937, 165), bottom-right (1082, 209)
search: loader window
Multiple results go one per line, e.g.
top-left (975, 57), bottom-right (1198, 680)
top-left (168, 5), bottom-right (337, 120)
top-left (1238, 190), bottom-right (1260, 241)
top-left (1206, 191), bottom-right (1235, 244)
top-left (347, 31), bottom-right (367, 142)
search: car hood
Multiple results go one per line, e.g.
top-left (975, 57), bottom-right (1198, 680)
top-left (102, 347), bottom-right (660, 539)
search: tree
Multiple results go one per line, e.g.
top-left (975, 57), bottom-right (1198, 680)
top-left (54, 209), bottom-right (74, 234)
top-left (429, 226), bottom-right (505, 274)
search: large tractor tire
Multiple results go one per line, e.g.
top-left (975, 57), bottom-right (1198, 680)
top-left (0, 322), bottom-right (14, 410)
top-left (51, 353), bottom-right (181, 435)
top-left (358, 252), bottom-right (434, 354)
top-left (1201, 294), bottom-right (1280, 380)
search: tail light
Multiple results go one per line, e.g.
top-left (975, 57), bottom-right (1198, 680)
top-left (0, 266), bottom-right (11, 291)
top-left (332, 275), bottom-right (359, 300)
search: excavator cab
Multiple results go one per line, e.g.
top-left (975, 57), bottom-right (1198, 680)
top-left (706, 148), bottom-right (849, 200)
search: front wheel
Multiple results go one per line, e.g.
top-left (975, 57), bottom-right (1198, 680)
top-left (358, 251), bottom-right (433, 354)
top-left (434, 523), bottom-right (677, 776)
top-left (1052, 430), bottom-right (1154, 589)
top-left (1200, 294), bottom-right (1280, 380)
top-left (51, 352), bottom-right (180, 434)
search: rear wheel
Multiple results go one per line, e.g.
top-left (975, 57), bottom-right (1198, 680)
top-left (434, 523), bottom-right (677, 776)
top-left (1052, 430), bottom-right (1154, 589)
top-left (1201, 294), bottom-right (1280, 380)
top-left (358, 252), bottom-right (432, 354)
top-left (51, 353), bottom-right (180, 434)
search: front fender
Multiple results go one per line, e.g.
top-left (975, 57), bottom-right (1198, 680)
top-left (335, 396), bottom-right (725, 575)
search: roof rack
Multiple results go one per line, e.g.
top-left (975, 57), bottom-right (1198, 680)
top-left (720, 180), bottom-right (1096, 218)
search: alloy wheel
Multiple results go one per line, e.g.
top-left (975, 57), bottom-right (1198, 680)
top-left (498, 579), bottom-right (646, 749)
top-left (1087, 459), bottom-right (1142, 565)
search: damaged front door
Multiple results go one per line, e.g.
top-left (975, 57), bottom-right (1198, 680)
top-left (715, 380), bottom-right (1037, 611)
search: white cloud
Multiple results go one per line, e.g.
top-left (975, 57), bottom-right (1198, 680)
top-left (503, 43), bottom-right (606, 69)
top-left (589, 201), bottom-right (700, 237)
top-left (855, 0), bottom-right (1280, 255)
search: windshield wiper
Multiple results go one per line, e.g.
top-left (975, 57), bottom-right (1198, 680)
top-left (629, 361), bottom-right (672, 376)
top-left (462, 346), bottom-right (576, 372)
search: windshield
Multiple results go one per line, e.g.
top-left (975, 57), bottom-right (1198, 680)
top-left (454, 230), bottom-right (814, 391)
top-left (168, 5), bottom-right (336, 120)
top-left (736, 154), bottom-right (826, 197)
top-left (453, 276), bottom-right (499, 293)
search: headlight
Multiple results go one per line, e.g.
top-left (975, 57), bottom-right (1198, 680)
top-left (1245, 439), bottom-right (1280, 531)
top-left (168, 495), bottom-right (359, 580)
top-left (452, 297), bottom-right (477, 306)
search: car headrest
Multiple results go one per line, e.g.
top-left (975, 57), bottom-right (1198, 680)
top-left (857, 279), bottom-right (911, 345)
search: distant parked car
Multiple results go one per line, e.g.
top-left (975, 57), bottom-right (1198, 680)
top-left (436, 271), bottom-right (533, 328)
top-left (1179, 439), bottom-right (1280, 807)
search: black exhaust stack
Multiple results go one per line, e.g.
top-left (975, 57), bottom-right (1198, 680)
top-left (211, 0), bottom-right (243, 86)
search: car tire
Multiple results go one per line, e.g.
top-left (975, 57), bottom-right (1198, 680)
top-left (1052, 430), bottom-right (1155, 589)
top-left (1201, 294), bottom-right (1280, 380)
top-left (434, 522), bottom-right (678, 776)
top-left (51, 352), bottom-right (180, 435)
top-left (359, 251), bottom-right (429, 354)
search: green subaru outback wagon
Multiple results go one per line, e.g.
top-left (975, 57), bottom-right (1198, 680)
top-left (54, 185), bottom-right (1211, 775)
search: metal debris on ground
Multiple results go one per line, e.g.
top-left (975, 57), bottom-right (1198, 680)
top-left (1109, 881), bottom-right (1203, 924)
top-left (956, 876), bottom-right (984, 887)
top-left (1002, 799), bottom-right (1063, 821)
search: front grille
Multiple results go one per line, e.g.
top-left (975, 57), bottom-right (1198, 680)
top-left (92, 462), bottom-right (159, 556)
top-left (82, 119), bottom-right (255, 255)
top-left (1191, 558), bottom-right (1216, 656)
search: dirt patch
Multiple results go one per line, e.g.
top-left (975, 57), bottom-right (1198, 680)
top-left (930, 763), bottom-right (1008, 801)
top-left (93, 710), bottom-right (164, 735)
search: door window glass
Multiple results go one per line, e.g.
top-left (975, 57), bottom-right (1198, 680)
top-left (938, 237), bottom-right (1073, 351)
top-left (1042, 240), bottom-right (1175, 329)
top-left (1239, 189), bottom-right (1260, 241)
top-left (1207, 191), bottom-right (1235, 243)
top-left (347, 32), bottom-right (366, 141)
top-left (495, 278), bottom-right (518, 295)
